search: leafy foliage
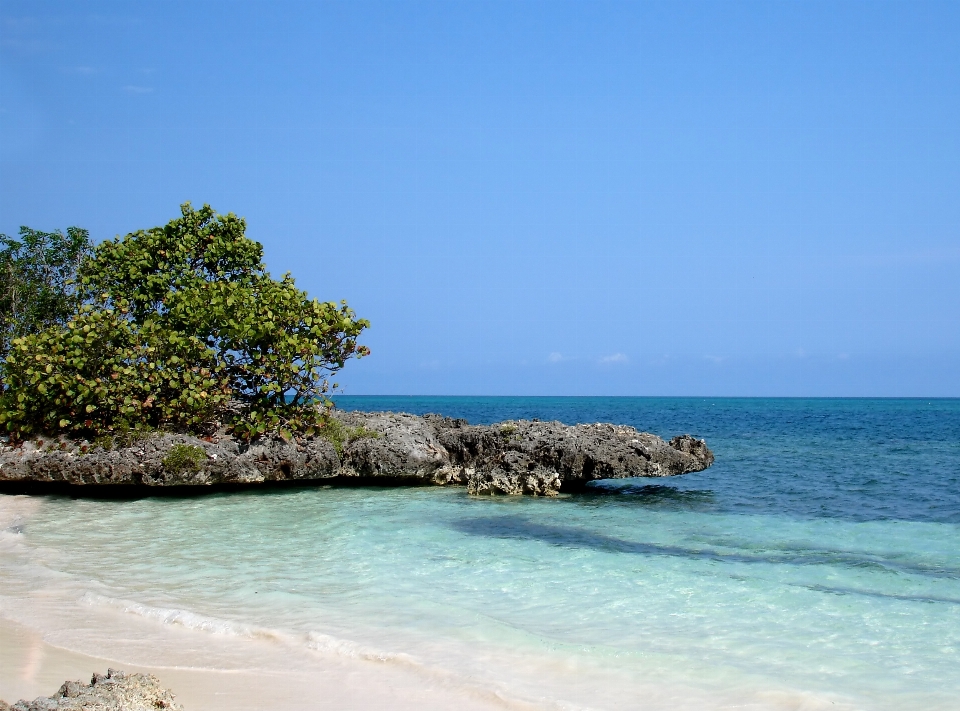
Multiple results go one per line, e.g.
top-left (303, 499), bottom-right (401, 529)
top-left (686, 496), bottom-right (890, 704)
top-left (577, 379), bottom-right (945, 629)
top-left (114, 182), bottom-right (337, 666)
top-left (0, 306), bottom-right (230, 437)
top-left (0, 203), bottom-right (369, 440)
top-left (0, 226), bottom-right (92, 363)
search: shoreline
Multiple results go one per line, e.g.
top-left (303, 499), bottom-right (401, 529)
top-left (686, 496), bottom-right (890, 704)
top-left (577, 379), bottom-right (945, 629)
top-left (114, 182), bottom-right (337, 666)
top-left (0, 494), bottom-right (528, 711)
top-left (0, 475), bottom-right (441, 498)
top-left (0, 616), bottom-right (516, 711)
top-left (7, 392), bottom-right (953, 711)
top-left (0, 491), bottom-right (866, 711)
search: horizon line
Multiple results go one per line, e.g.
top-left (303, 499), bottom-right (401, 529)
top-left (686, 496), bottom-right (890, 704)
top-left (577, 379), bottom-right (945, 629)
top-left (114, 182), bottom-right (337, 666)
top-left (331, 394), bottom-right (960, 400)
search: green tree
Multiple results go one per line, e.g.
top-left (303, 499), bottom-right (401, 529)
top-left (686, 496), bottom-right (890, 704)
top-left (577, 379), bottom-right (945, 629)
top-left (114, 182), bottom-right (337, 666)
top-left (0, 203), bottom-right (369, 440)
top-left (0, 226), bottom-right (92, 364)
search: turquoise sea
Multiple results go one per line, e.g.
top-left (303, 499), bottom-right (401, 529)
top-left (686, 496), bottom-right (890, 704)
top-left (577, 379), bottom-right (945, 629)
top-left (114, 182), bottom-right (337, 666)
top-left (2, 397), bottom-right (959, 709)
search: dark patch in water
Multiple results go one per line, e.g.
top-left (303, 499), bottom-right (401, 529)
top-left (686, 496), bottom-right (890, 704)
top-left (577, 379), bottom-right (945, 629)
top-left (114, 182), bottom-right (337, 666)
top-left (799, 584), bottom-right (960, 606)
top-left (450, 514), bottom-right (960, 580)
top-left (578, 483), bottom-right (716, 509)
top-left (0, 476), bottom-right (438, 501)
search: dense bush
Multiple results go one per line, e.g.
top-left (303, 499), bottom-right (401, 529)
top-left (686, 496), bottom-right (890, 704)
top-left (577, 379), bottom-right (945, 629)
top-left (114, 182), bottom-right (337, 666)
top-left (0, 203), bottom-right (369, 440)
top-left (0, 307), bottom-right (230, 437)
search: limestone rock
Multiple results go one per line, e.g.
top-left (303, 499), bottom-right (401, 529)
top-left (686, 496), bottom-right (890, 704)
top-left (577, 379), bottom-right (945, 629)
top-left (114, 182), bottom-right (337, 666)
top-left (2, 668), bottom-right (182, 711)
top-left (0, 412), bottom-right (713, 496)
top-left (334, 411), bottom-right (452, 481)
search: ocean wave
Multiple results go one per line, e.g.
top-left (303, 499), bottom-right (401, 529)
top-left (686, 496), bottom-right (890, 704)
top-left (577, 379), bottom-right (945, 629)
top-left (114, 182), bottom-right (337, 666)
top-left (78, 592), bottom-right (288, 643)
top-left (79, 592), bottom-right (429, 666)
top-left (304, 630), bottom-right (413, 663)
top-left (76, 592), bottom-right (568, 710)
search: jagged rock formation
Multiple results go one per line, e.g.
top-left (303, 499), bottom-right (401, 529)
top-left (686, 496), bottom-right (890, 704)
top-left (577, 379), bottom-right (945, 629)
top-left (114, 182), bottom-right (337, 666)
top-left (0, 412), bottom-right (713, 496)
top-left (0, 668), bottom-right (182, 711)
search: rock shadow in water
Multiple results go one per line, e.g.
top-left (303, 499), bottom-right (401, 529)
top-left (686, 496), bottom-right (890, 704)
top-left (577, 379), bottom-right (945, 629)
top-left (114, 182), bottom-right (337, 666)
top-left (578, 482), bottom-right (716, 510)
top-left (799, 583), bottom-right (960, 606)
top-left (449, 515), bottom-right (960, 580)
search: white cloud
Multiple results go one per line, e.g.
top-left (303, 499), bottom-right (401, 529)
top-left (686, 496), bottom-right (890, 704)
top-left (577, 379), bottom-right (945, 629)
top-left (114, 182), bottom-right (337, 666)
top-left (548, 352), bottom-right (564, 363)
top-left (599, 353), bottom-right (628, 364)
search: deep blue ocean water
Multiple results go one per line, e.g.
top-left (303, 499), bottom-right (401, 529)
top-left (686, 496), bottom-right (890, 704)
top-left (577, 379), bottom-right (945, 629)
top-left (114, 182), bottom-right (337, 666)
top-left (2, 397), bottom-right (959, 710)
top-left (335, 396), bottom-right (960, 523)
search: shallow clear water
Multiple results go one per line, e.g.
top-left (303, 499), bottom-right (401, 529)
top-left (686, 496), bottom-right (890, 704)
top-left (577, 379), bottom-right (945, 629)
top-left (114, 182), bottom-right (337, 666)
top-left (3, 398), bottom-right (959, 709)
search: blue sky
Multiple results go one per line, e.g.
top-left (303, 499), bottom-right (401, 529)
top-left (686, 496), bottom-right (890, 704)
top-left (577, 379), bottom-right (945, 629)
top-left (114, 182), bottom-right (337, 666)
top-left (1, 0), bottom-right (958, 396)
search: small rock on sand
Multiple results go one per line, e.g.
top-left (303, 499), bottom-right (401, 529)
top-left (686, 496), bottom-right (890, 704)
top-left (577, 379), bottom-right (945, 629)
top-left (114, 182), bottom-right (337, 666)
top-left (0, 669), bottom-right (182, 711)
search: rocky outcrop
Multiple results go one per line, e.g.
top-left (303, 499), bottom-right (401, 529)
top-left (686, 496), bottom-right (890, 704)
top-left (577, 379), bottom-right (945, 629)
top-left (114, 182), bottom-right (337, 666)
top-left (1, 668), bottom-right (182, 711)
top-left (439, 421), bottom-right (714, 496)
top-left (0, 412), bottom-right (713, 496)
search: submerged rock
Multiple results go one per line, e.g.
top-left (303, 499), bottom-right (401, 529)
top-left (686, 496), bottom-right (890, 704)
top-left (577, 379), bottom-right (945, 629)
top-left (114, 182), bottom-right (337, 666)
top-left (0, 668), bottom-right (182, 711)
top-left (0, 412), bottom-right (713, 496)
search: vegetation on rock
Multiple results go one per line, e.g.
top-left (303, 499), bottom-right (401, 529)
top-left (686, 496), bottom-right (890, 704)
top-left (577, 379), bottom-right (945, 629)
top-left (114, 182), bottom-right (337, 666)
top-left (316, 417), bottom-right (381, 455)
top-left (162, 444), bottom-right (207, 474)
top-left (0, 203), bottom-right (369, 441)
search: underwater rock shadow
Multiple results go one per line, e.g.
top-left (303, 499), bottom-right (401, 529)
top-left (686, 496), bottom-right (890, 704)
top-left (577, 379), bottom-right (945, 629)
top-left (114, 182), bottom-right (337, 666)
top-left (449, 515), bottom-right (960, 580)
top-left (577, 483), bottom-right (716, 509)
top-left (800, 583), bottom-right (960, 606)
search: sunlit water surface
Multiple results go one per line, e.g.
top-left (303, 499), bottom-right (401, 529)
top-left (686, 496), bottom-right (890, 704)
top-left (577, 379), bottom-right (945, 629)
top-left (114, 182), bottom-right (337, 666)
top-left (2, 398), bottom-right (959, 709)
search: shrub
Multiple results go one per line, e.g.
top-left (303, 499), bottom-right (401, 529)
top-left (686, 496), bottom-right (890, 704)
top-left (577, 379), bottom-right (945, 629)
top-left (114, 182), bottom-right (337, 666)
top-left (163, 444), bottom-right (206, 474)
top-left (316, 418), bottom-right (381, 455)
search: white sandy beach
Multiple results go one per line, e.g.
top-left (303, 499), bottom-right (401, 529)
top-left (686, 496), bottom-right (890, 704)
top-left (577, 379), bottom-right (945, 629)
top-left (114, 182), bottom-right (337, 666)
top-left (0, 616), bottom-right (517, 711)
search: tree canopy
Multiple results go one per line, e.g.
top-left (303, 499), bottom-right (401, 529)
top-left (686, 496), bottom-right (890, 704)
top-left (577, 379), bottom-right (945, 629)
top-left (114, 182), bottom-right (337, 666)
top-left (0, 226), bottom-right (92, 362)
top-left (0, 203), bottom-right (369, 440)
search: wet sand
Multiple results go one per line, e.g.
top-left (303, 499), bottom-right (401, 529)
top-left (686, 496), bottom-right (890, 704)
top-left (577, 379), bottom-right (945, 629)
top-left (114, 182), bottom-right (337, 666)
top-left (0, 617), bottom-right (514, 711)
